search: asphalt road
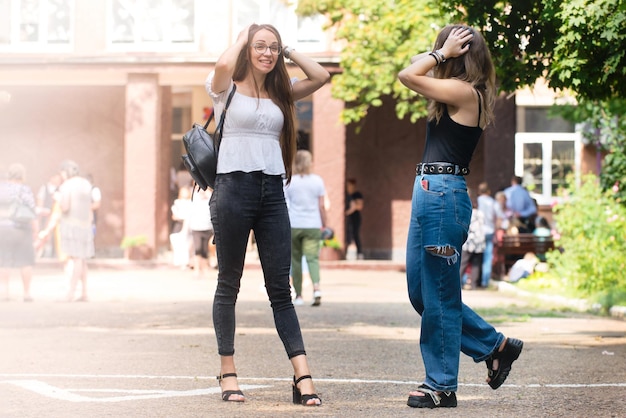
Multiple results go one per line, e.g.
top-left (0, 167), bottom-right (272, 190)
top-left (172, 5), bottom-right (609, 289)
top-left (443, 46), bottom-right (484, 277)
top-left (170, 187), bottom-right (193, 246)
top-left (1, 261), bottom-right (625, 417)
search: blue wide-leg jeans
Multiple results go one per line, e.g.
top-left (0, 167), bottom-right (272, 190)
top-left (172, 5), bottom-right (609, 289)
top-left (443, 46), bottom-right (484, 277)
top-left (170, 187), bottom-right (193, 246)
top-left (210, 171), bottom-right (306, 358)
top-left (406, 174), bottom-right (504, 392)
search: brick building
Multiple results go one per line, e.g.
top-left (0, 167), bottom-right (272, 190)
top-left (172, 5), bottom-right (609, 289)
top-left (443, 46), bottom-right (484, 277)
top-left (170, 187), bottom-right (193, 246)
top-left (0, 1), bottom-right (594, 261)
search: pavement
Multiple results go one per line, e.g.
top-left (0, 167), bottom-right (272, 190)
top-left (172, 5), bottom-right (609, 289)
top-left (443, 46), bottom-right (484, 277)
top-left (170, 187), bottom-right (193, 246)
top-left (1, 257), bottom-right (626, 418)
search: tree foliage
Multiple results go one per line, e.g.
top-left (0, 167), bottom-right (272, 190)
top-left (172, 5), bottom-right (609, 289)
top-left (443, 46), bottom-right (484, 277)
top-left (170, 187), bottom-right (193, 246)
top-left (551, 98), bottom-right (626, 203)
top-left (442, 0), bottom-right (626, 101)
top-left (297, 0), bottom-right (445, 124)
top-left (439, 0), bottom-right (557, 94)
top-left (548, 0), bottom-right (626, 100)
top-left (298, 0), bottom-right (626, 123)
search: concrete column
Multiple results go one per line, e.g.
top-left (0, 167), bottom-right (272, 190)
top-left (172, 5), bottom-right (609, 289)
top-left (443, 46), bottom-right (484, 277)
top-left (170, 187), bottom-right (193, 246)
top-left (124, 73), bottom-right (162, 257)
top-left (311, 82), bottom-right (346, 250)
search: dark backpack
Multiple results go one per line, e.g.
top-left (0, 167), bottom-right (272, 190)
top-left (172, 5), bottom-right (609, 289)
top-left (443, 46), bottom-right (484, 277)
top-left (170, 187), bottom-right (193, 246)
top-left (182, 85), bottom-right (236, 190)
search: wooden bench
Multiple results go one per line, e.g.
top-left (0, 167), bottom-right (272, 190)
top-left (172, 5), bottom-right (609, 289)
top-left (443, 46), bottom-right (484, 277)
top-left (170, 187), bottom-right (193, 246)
top-left (497, 233), bottom-right (555, 275)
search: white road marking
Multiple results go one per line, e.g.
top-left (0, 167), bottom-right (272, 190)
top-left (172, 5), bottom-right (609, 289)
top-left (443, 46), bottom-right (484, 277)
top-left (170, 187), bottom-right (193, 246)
top-left (1, 374), bottom-right (625, 403)
top-left (1, 380), bottom-right (266, 403)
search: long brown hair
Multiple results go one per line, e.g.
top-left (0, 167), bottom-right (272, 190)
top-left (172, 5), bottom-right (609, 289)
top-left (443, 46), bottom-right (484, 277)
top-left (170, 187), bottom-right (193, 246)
top-left (428, 25), bottom-right (496, 126)
top-left (232, 24), bottom-right (297, 182)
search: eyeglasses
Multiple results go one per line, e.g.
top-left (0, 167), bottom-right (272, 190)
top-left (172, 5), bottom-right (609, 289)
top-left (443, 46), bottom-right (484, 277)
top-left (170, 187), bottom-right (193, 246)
top-left (250, 42), bottom-right (282, 55)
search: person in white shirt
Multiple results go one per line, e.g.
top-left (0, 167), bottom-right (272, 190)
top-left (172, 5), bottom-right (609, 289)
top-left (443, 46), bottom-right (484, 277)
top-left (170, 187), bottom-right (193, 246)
top-left (206, 23), bottom-right (328, 406)
top-left (477, 182), bottom-right (497, 287)
top-left (187, 188), bottom-right (213, 277)
top-left (285, 150), bottom-right (327, 306)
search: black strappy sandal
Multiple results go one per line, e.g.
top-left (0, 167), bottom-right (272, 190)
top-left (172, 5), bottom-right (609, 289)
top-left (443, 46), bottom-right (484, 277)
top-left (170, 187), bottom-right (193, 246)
top-left (407, 384), bottom-right (457, 408)
top-left (217, 373), bottom-right (245, 402)
top-left (486, 337), bottom-right (524, 389)
top-left (292, 375), bottom-right (322, 406)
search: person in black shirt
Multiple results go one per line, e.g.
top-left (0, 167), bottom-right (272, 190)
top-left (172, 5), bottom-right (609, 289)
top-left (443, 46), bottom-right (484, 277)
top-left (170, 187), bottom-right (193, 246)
top-left (345, 178), bottom-right (364, 259)
top-left (398, 25), bottom-right (523, 408)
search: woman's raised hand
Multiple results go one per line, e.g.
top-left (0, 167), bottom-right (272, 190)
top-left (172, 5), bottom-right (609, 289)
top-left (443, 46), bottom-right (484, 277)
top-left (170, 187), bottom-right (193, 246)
top-left (440, 27), bottom-right (473, 59)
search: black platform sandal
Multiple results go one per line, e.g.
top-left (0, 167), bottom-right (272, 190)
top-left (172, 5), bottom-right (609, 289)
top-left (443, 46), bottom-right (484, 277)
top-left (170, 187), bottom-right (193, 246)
top-left (217, 373), bottom-right (245, 402)
top-left (407, 384), bottom-right (457, 408)
top-left (292, 375), bottom-right (322, 406)
top-left (486, 337), bottom-right (524, 389)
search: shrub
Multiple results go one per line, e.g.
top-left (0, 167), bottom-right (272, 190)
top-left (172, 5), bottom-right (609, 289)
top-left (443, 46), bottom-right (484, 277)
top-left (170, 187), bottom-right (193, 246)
top-left (548, 174), bottom-right (626, 311)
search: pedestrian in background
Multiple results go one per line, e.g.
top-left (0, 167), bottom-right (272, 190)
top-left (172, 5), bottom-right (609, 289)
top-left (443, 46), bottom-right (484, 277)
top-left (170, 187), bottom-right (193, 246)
top-left (0, 163), bottom-right (37, 302)
top-left (477, 182), bottom-right (497, 287)
top-left (206, 23), bottom-right (328, 405)
top-left (504, 175), bottom-right (537, 233)
top-left (39, 160), bottom-right (95, 302)
top-left (345, 178), bottom-right (364, 259)
top-left (459, 191), bottom-right (485, 290)
top-left (188, 188), bottom-right (214, 278)
top-left (169, 186), bottom-right (192, 269)
top-left (398, 24), bottom-right (524, 408)
top-left (285, 149), bottom-right (327, 307)
top-left (36, 173), bottom-right (62, 258)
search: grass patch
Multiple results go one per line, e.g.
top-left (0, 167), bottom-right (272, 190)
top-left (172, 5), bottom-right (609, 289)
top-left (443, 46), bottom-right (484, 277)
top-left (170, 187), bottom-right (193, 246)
top-left (473, 305), bottom-right (571, 324)
top-left (513, 271), bottom-right (626, 313)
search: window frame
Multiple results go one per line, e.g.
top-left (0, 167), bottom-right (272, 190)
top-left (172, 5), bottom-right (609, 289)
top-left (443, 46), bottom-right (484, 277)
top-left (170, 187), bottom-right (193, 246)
top-left (0, 0), bottom-right (74, 52)
top-left (106, 0), bottom-right (198, 52)
top-left (514, 132), bottom-right (582, 206)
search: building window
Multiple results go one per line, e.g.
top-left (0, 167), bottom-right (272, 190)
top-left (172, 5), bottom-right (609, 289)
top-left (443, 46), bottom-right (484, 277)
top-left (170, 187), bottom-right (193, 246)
top-left (515, 132), bottom-right (581, 205)
top-left (229, 1), bottom-right (326, 52)
top-left (296, 14), bottom-right (326, 52)
top-left (231, 0), bottom-right (292, 40)
top-left (516, 106), bottom-right (581, 205)
top-left (109, 0), bottom-right (195, 48)
top-left (0, 0), bottom-right (72, 49)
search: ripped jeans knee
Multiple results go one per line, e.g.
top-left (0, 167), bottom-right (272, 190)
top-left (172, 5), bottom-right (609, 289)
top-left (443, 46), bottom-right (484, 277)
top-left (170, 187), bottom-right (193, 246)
top-left (425, 244), bottom-right (459, 265)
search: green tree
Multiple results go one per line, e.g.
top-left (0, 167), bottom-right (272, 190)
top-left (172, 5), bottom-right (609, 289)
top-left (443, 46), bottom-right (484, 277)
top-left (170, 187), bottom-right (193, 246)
top-left (554, 98), bottom-right (626, 204)
top-left (443, 0), bottom-right (626, 101)
top-left (300, 0), bottom-right (626, 121)
top-left (297, 0), bottom-right (445, 124)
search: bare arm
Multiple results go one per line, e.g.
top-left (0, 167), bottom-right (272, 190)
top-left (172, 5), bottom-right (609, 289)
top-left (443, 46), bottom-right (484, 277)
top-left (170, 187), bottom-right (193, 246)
top-left (345, 197), bottom-right (363, 215)
top-left (398, 27), bottom-right (478, 124)
top-left (212, 26), bottom-right (251, 94)
top-left (318, 195), bottom-right (327, 228)
top-left (285, 47), bottom-right (330, 101)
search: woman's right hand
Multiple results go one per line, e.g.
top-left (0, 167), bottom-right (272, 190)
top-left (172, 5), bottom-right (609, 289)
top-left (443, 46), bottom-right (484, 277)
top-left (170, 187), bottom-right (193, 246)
top-left (236, 24), bottom-right (253, 45)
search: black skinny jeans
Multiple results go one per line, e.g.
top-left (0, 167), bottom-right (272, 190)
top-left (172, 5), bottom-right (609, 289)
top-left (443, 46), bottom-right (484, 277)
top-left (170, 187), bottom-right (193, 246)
top-left (210, 171), bottom-right (306, 358)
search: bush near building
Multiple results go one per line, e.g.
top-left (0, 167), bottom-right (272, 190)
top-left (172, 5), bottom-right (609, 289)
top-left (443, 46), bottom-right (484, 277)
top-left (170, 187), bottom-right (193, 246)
top-left (544, 174), bottom-right (626, 312)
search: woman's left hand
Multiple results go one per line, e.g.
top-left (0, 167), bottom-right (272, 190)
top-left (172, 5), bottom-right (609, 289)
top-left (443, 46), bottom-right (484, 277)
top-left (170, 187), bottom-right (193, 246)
top-left (439, 27), bottom-right (473, 59)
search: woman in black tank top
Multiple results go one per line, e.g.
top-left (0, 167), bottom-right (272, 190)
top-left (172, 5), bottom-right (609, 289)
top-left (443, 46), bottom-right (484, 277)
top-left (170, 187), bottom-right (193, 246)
top-left (397, 25), bottom-right (524, 409)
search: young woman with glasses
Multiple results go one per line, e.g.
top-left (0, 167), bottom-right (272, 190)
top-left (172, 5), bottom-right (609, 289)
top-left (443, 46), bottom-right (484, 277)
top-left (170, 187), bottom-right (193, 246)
top-left (206, 23), bottom-right (329, 406)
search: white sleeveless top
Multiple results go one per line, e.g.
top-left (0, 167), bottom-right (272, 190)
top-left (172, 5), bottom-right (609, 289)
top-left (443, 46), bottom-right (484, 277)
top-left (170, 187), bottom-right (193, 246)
top-left (205, 71), bottom-right (285, 176)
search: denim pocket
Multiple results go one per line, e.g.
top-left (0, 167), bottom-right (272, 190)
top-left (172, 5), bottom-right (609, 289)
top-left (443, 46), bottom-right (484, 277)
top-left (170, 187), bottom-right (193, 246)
top-left (453, 188), bottom-right (471, 231)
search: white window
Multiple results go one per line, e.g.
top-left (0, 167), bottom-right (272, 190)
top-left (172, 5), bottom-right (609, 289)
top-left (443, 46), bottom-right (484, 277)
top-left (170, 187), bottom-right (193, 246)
top-left (231, 0), bottom-right (291, 39)
top-left (108, 0), bottom-right (195, 49)
top-left (0, 0), bottom-right (73, 51)
top-left (515, 132), bottom-right (582, 206)
top-left (295, 13), bottom-right (326, 52)
top-left (230, 1), bottom-right (326, 52)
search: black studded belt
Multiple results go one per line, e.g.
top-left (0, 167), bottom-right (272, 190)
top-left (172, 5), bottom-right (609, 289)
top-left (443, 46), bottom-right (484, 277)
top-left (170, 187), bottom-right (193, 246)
top-left (416, 162), bottom-right (470, 176)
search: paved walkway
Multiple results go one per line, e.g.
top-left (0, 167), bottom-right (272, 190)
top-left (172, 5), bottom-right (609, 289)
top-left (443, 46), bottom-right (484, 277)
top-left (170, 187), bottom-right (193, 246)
top-left (1, 261), bottom-right (625, 417)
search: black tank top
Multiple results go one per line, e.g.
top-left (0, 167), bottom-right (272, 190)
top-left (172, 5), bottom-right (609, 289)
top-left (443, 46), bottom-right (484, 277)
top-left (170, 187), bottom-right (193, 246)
top-left (421, 92), bottom-right (483, 168)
